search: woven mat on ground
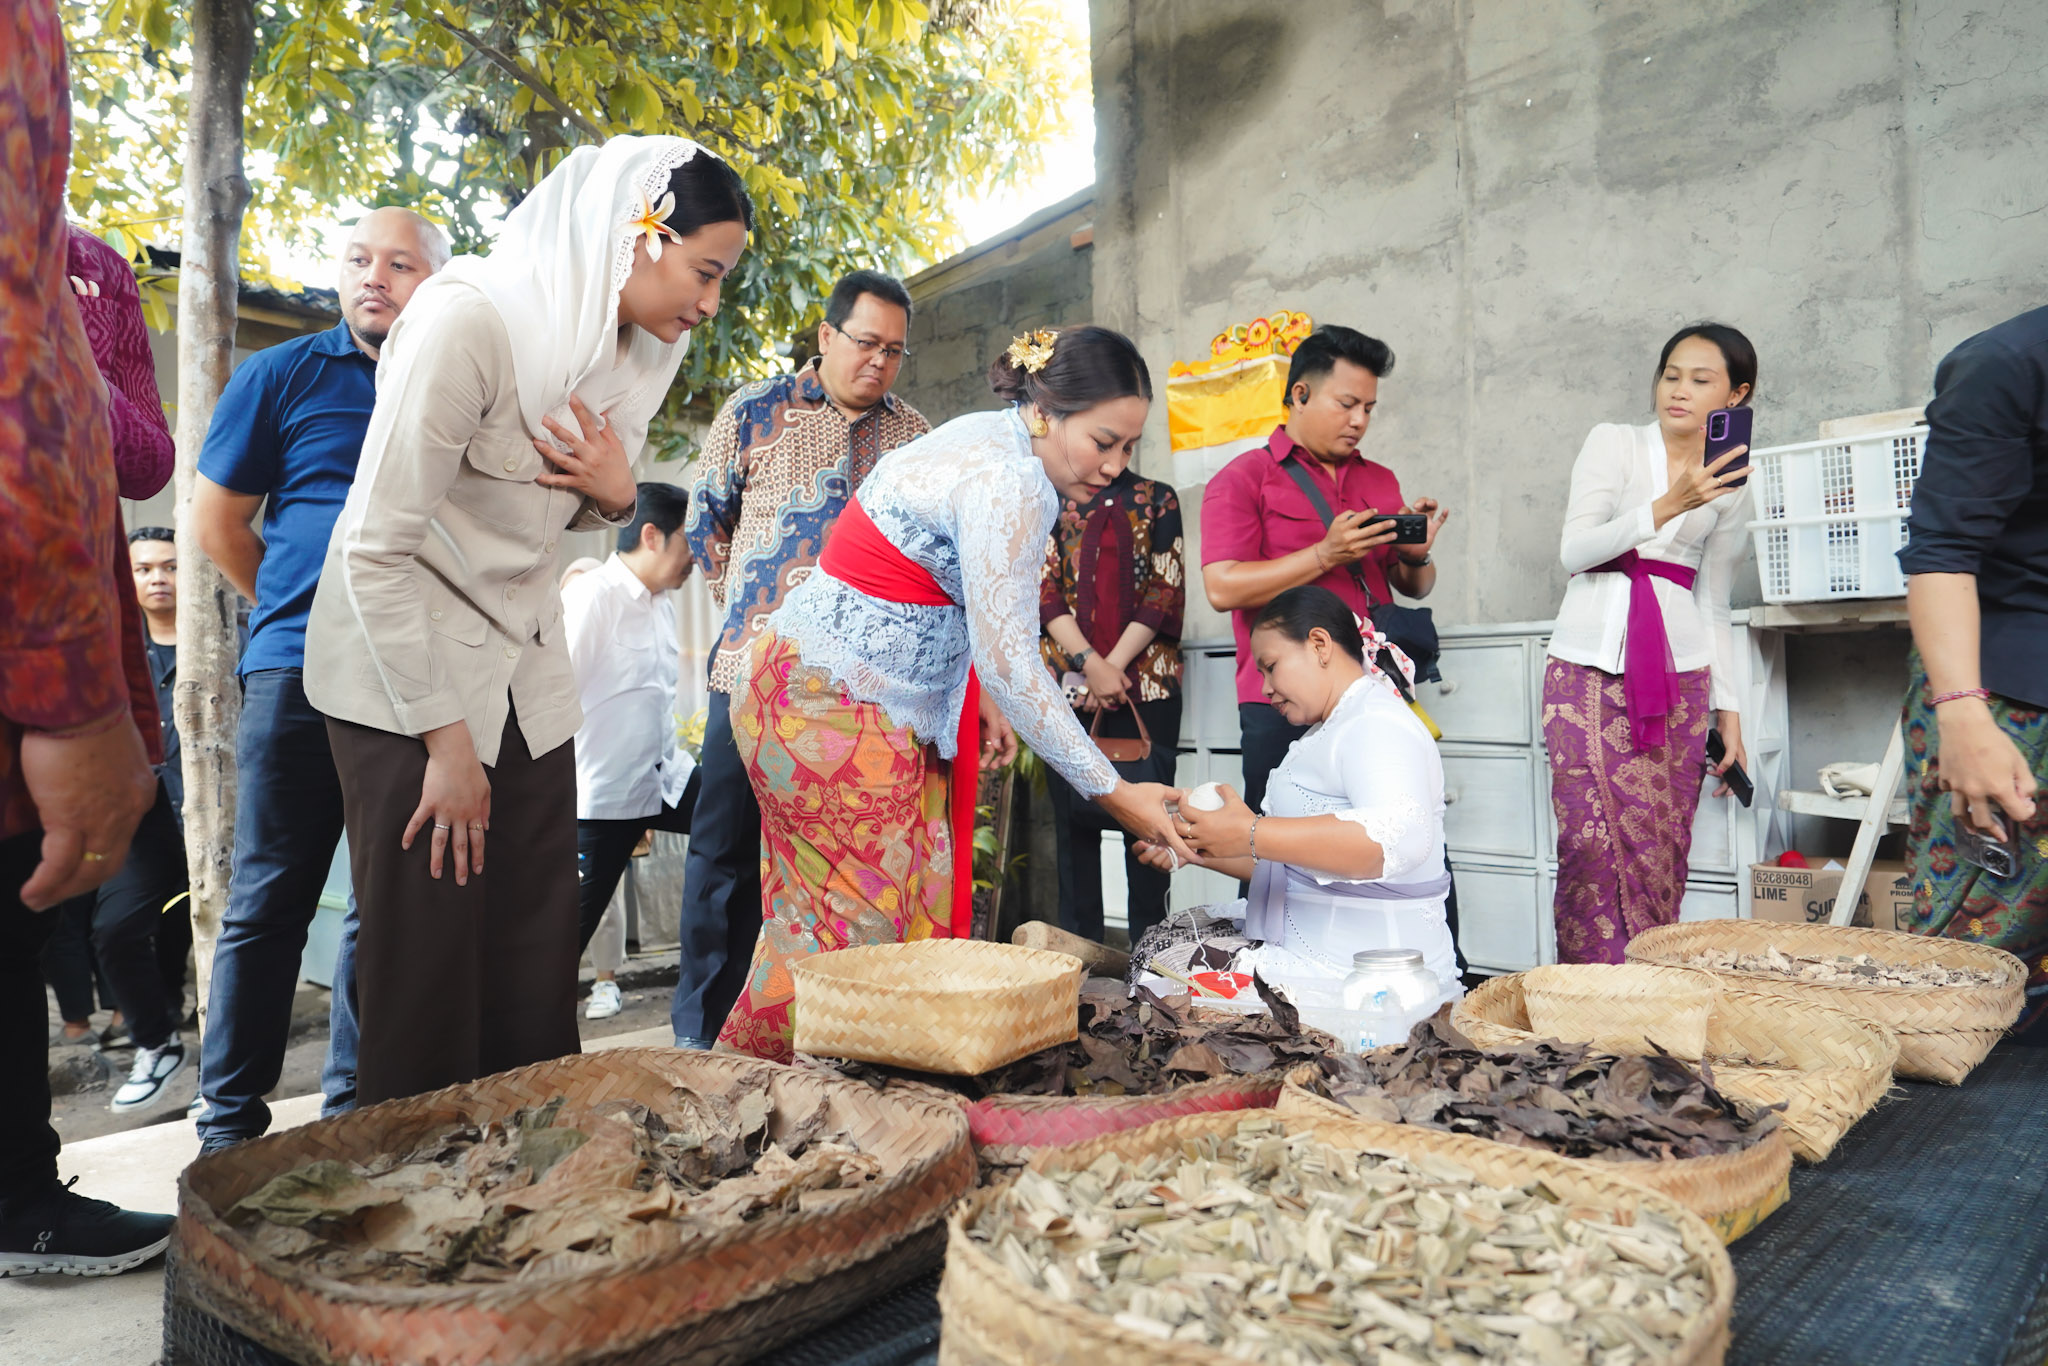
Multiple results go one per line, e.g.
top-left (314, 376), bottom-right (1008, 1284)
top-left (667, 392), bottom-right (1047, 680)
top-left (1729, 1039), bottom-right (2048, 1365)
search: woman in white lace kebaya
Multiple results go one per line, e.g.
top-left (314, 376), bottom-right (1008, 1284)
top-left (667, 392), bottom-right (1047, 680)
top-left (1138, 586), bottom-right (1460, 1003)
top-left (717, 326), bottom-right (1194, 1060)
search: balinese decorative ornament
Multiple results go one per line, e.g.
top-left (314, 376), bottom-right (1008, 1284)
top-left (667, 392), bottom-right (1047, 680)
top-left (1006, 328), bottom-right (1059, 374)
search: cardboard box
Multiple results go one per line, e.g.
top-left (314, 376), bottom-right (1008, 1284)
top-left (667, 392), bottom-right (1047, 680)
top-left (1748, 861), bottom-right (1915, 932)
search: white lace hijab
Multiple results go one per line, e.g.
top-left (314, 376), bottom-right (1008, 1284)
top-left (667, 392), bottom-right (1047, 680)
top-left (393, 134), bottom-right (711, 457)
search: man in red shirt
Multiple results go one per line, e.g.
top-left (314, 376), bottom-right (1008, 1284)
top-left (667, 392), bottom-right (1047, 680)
top-left (1199, 325), bottom-right (1449, 813)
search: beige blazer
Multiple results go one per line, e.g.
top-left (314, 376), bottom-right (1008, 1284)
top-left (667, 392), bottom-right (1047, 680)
top-left (305, 284), bottom-right (632, 766)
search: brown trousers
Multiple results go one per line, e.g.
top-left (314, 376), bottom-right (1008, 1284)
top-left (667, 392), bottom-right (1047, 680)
top-left (326, 708), bottom-right (580, 1107)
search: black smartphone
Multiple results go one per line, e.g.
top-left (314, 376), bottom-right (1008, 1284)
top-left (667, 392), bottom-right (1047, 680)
top-left (1956, 820), bottom-right (2021, 879)
top-left (1384, 513), bottom-right (1429, 544)
top-left (1705, 729), bottom-right (1753, 807)
top-left (1705, 407), bottom-right (1754, 486)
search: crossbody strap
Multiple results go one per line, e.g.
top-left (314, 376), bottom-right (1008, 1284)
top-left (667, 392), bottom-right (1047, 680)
top-left (1276, 452), bottom-right (1380, 610)
top-left (1274, 453), bottom-right (1416, 704)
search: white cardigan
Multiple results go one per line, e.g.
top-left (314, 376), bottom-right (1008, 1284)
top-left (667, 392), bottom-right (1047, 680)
top-left (1545, 422), bottom-right (1750, 712)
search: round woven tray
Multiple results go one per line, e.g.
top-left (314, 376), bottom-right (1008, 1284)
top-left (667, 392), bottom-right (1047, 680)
top-left (1626, 920), bottom-right (2026, 1084)
top-left (173, 1049), bottom-right (975, 1366)
top-left (1454, 971), bottom-right (1899, 1162)
top-left (1522, 962), bottom-right (1717, 1060)
top-left (792, 940), bottom-right (1085, 1076)
top-left (1273, 1078), bottom-right (1791, 1244)
top-left (936, 1108), bottom-right (1736, 1366)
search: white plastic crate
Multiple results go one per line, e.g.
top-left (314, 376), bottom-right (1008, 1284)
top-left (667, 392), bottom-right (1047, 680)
top-left (1746, 425), bottom-right (1926, 602)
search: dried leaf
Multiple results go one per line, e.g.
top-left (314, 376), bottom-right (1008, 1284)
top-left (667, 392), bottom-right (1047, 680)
top-left (1308, 1015), bottom-right (1777, 1162)
top-left (221, 1082), bottom-right (879, 1288)
top-left (968, 1116), bottom-right (1713, 1361)
top-left (229, 1160), bottom-right (402, 1227)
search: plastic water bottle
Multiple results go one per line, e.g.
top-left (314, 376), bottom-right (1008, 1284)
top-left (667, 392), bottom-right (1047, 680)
top-left (1352, 988), bottom-right (1403, 1052)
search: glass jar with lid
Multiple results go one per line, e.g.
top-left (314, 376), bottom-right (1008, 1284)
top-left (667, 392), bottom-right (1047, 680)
top-left (1339, 949), bottom-right (1443, 1050)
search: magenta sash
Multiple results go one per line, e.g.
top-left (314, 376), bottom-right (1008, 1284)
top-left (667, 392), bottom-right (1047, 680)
top-left (1582, 551), bottom-right (1698, 749)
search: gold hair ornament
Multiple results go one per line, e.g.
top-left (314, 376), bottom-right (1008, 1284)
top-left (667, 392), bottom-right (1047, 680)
top-left (628, 190), bottom-right (682, 260)
top-left (1006, 328), bottom-right (1058, 374)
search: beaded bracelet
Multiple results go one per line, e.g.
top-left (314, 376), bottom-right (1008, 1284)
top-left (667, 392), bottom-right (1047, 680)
top-left (1931, 687), bottom-right (1991, 707)
top-left (1247, 815), bottom-right (1262, 862)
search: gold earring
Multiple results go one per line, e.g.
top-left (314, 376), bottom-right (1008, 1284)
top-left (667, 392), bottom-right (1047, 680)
top-left (1027, 412), bottom-right (1050, 438)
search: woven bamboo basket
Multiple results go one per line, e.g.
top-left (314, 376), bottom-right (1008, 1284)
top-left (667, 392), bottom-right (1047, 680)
top-left (792, 940), bottom-right (1085, 1075)
top-left (965, 1071), bottom-right (1285, 1167)
top-left (1455, 971), bottom-right (1899, 1162)
top-left (173, 1049), bottom-right (975, 1366)
top-left (1626, 920), bottom-right (2025, 1084)
top-left (1522, 962), bottom-right (1717, 1060)
top-left (1274, 1076), bottom-right (1790, 1243)
top-left (937, 1109), bottom-right (1736, 1366)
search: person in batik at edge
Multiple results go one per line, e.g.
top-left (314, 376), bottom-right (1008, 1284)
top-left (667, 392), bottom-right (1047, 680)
top-left (1540, 324), bottom-right (1757, 963)
top-left (718, 326), bottom-right (1197, 1062)
top-left (1899, 305), bottom-right (2048, 1032)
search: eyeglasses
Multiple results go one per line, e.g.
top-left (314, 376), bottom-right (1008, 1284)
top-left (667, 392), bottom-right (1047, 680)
top-left (833, 329), bottom-right (911, 363)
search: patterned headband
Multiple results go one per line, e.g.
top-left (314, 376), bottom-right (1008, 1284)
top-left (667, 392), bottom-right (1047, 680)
top-left (1355, 613), bottom-right (1417, 688)
top-left (1005, 328), bottom-right (1058, 374)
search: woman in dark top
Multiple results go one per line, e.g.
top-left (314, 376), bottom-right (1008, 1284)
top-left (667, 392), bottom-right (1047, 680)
top-left (1039, 467), bottom-right (1185, 943)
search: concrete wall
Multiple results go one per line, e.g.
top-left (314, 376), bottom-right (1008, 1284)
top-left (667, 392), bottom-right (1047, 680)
top-left (1091, 0), bottom-right (2048, 850)
top-left (897, 190), bottom-right (1097, 424)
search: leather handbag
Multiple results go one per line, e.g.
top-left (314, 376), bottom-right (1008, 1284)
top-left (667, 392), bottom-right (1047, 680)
top-left (1090, 702), bottom-right (1153, 765)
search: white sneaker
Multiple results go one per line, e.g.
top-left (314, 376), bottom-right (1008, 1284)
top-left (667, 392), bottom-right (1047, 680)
top-left (584, 980), bottom-right (623, 1020)
top-left (110, 1042), bottom-right (186, 1114)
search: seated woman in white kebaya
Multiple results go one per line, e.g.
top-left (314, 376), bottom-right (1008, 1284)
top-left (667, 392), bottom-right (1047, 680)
top-left (1137, 585), bottom-right (1460, 1010)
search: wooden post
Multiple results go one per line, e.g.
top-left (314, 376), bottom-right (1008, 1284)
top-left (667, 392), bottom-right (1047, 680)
top-left (172, 0), bottom-right (255, 1030)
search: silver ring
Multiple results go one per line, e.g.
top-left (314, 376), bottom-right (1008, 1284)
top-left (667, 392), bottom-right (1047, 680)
top-left (434, 821), bottom-right (451, 831)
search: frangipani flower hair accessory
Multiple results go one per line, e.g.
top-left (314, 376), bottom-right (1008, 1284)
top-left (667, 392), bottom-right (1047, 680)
top-left (628, 189), bottom-right (682, 260)
top-left (1005, 328), bottom-right (1058, 374)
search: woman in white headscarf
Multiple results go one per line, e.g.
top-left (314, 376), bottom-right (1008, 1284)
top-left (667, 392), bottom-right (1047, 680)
top-left (305, 136), bottom-right (751, 1105)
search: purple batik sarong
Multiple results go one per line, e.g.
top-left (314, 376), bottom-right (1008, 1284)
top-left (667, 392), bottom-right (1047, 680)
top-left (1542, 658), bottom-right (1714, 964)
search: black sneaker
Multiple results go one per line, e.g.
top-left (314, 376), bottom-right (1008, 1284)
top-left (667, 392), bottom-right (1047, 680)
top-left (0, 1177), bottom-right (174, 1278)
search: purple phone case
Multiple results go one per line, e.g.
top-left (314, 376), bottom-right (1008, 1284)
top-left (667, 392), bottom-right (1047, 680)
top-left (1704, 407), bottom-right (1754, 482)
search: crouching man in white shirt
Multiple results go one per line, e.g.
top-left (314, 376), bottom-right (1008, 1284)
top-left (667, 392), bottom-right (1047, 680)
top-left (563, 483), bottom-right (702, 1020)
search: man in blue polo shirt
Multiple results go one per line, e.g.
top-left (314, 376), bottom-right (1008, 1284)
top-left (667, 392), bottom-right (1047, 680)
top-left (189, 207), bottom-right (447, 1152)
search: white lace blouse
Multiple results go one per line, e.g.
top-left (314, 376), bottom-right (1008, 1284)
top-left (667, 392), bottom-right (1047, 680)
top-left (769, 408), bottom-right (1121, 797)
top-left (1263, 675), bottom-right (1446, 887)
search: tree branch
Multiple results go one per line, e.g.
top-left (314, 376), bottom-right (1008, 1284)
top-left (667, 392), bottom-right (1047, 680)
top-left (431, 17), bottom-right (605, 142)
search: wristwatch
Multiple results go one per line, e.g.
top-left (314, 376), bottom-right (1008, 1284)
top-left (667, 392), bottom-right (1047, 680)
top-left (1068, 646), bottom-right (1095, 670)
top-left (1398, 551), bottom-right (1432, 568)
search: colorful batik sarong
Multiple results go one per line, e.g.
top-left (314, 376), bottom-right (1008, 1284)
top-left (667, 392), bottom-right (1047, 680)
top-left (715, 631), bottom-right (951, 1062)
top-left (1902, 654), bottom-right (2048, 1033)
top-left (1542, 658), bottom-right (1713, 964)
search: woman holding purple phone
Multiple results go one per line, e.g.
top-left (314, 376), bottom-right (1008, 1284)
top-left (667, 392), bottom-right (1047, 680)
top-left (1541, 323), bottom-right (1756, 964)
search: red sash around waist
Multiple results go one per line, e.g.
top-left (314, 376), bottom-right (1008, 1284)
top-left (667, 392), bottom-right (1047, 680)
top-left (817, 496), bottom-right (980, 939)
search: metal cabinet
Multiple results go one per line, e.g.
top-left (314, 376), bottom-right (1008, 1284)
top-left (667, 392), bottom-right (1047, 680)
top-left (1421, 640), bottom-right (1533, 745)
top-left (1155, 618), bottom-right (1773, 955)
top-left (1439, 619), bottom-right (1770, 973)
